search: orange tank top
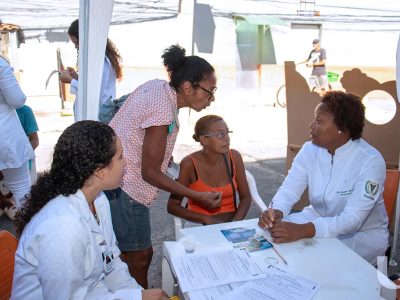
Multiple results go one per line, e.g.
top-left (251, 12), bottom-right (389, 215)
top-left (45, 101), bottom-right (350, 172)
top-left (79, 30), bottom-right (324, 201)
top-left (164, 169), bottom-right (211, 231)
top-left (187, 150), bottom-right (237, 215)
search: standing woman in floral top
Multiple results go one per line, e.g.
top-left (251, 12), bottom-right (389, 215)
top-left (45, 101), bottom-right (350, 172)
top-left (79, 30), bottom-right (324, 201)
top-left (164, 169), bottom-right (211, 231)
top-left (107, 45), bottom-right (220, 288)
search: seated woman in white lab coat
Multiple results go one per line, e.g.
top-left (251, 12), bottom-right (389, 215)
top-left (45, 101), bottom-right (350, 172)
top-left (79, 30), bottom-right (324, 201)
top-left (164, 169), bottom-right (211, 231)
top-left (12, 120), bottom-right (168, 300)
top-left (259, 91), bottom-right (388, 265)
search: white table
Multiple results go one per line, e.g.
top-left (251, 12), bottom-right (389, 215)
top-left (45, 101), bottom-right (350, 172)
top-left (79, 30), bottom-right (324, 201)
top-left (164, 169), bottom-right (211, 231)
top-left (163, 218), bottom-right (383, 300)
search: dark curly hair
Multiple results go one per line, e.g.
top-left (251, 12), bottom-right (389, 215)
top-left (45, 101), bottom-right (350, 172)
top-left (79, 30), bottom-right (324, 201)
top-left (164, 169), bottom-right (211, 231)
top-left (14, 120), bottom-right (117, 237)
top-left (193, 115), bottom-right (223, 142)
top-left (321, 91), bottom-right (365, 140)
top-left (161, 44), bottom-right (215, 91)
top-left (68, 19), bottom-right (123, 80)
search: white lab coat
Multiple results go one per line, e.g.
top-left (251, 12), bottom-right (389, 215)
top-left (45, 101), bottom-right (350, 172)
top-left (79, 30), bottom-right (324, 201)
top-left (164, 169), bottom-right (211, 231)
top-left (71, 56), bottom-right (117, 121)
top-left (0, 57), bottom-right (34, 170)
top-left (273, 139), bottom-right (388, 264)
top-left (12, 190), bottom-right (142, 300)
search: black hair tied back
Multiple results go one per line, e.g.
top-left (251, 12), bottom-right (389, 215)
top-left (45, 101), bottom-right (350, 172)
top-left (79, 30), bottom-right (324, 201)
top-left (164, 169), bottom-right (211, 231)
top-left (162, 44), bottom-right (186, 75)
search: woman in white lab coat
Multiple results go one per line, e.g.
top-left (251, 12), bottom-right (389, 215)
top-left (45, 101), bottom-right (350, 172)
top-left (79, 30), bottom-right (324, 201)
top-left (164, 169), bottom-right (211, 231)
top-left (12, 120), bottom-right (168, 300)
top-left (59, 19), bottom-right (122, 121)
top-left (0, 56), bottom-right (34, 208)
top-left (259, 91), bottom-right (388, 265)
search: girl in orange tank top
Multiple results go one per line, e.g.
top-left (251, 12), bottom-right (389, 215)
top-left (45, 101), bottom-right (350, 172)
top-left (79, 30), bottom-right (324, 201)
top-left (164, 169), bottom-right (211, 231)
top-left (186, 151), bottom-right (237, 215)
top-left (167, 115), bottom-right (252, 225)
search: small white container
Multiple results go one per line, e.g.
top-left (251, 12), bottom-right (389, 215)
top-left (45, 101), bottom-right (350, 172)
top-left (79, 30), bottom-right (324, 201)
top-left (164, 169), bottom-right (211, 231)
top-left (182, 236), bottom-right (196, 253)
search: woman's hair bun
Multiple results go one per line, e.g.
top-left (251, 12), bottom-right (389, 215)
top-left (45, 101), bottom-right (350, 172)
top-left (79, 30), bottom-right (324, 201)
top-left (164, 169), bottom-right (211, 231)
top-left (162, 44), bottom-right (186, 74)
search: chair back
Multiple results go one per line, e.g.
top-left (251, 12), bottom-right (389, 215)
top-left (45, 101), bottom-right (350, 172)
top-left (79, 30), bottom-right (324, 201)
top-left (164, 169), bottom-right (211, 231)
top-left (0, 230), bottom-right (18, 300)
top-left (384, 169), bottom-right (400, 227)
top-left (245, 170), bottom-right (268, 212)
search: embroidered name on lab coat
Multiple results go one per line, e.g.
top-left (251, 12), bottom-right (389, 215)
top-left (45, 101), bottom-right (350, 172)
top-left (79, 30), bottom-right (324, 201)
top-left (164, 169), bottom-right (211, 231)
top-left (336, 189), bottom-right (354, 196)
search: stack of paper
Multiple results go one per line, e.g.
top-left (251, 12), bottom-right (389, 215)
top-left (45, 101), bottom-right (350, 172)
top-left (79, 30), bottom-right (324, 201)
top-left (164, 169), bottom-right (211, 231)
top-left (170, 248), bottom-right (264, 293)
top-left (171, 248), bottom-right (319, 300)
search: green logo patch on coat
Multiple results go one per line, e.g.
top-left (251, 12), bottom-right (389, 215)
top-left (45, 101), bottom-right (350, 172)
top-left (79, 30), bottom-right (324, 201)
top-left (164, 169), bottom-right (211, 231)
top-left (365, 181), bottom-right (379, 197)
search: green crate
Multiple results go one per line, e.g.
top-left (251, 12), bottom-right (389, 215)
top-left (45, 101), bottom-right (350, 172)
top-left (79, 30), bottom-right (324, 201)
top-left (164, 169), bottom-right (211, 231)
top-left (327, 71), bottom-right (339, 82)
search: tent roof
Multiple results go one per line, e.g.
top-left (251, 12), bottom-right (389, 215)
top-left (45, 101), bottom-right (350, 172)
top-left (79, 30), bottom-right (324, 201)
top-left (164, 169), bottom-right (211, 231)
top-left (2, 0), bottom-right (400, 39)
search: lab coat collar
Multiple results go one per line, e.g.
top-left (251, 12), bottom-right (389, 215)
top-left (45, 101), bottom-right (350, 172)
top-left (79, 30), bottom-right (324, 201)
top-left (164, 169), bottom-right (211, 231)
top-left (333, 139), bottom-right (357, 157)
top-left (321, 139), bottom-right (357, 159)
top-left (71, 189), bottom-right (104, 233)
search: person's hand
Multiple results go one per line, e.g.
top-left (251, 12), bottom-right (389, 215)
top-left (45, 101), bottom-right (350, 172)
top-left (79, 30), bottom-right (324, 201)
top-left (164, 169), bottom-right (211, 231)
top-left (0, 191), bottom-right (14, 210)
top-left (258, 209), bottom-right (283, 229)
top-left (67, 67), bottom-right (78, 80)
top-left (197, 191), bottom-right (221, 210)
top-left (59, 70), bottom-right (73, 83)
top-left (141, 288), bottom-right (169, 300)
top-left (269, 221), bottom-right (315, 243)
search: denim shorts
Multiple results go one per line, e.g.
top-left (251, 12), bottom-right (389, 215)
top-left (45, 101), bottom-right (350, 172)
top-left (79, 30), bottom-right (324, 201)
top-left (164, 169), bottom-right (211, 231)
top-left (104, 188), bottom-right (151, 252)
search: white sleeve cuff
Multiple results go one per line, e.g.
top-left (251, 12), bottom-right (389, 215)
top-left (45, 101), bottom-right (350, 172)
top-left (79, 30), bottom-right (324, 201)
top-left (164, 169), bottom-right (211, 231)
top-left (312, 218), bottom-right (330, 237)
top-left (112, 288), bottom-right (142, 300)
top-left (272, 203), bottom-right (291, 218)
top-left (70, 79), bottom-right (78, 95)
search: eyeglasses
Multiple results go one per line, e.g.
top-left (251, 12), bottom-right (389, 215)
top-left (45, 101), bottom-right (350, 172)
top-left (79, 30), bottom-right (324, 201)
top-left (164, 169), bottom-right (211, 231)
top-left (202, 130), bottom-right (232, 139)
top-left (191, 82), bottom-right (217, 100)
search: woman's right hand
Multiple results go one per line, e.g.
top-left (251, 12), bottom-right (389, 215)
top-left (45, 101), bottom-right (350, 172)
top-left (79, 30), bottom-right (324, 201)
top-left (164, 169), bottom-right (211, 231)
top-left (258, 209), bottom-right (283, 229)
top-left (59, 70), bottom-right (73, 83)
top-left (142, 289), bottom-right (169, 300)
top-left (67, 67), bottom-right (78, 80)
top-left (197, 191), bottom-right (221, 210)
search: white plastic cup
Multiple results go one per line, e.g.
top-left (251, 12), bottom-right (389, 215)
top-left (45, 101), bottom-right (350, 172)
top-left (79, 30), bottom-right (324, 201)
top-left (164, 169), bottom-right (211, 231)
top-left (182, 236), bottom-right (196, 253)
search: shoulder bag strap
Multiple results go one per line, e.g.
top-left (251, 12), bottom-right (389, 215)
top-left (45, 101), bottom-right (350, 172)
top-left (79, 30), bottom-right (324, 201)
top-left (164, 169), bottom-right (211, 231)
top-left (222, 154), bottom-right (237, 210)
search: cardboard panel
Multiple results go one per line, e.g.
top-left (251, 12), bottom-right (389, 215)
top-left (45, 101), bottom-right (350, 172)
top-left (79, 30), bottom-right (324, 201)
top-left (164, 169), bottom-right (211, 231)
top-left (284, 61), bottom-right (400, 210)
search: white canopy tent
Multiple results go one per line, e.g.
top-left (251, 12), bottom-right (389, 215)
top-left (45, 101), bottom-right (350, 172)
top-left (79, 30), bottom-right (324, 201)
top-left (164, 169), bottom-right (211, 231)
top-left (75, 0), bottom-right (114, 121)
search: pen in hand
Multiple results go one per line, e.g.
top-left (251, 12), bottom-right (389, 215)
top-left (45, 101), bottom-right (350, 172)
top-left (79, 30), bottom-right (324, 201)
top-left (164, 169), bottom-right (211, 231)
top-left (266, 201), bottom-right (276, 228)
top-left (268, 201), bottom-right (274, 222)
top-left (259, 202), bottom-right (288, 265)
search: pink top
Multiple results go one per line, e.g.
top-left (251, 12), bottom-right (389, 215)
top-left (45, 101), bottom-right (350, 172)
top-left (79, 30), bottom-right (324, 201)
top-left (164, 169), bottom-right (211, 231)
top-left (110, 79), bottom-right (179, 207)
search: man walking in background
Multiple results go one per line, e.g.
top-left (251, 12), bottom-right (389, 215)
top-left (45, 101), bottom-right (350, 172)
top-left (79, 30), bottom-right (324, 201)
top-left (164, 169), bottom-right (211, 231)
top-left (298, 39), bottom-right (328, 95)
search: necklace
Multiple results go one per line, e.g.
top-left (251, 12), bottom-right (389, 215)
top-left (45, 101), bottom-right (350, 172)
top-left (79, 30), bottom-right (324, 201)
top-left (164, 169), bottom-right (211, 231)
top-left (93, 212), bottom-right (100, 225)
top-left (88, 202), bottom-right (100, 225)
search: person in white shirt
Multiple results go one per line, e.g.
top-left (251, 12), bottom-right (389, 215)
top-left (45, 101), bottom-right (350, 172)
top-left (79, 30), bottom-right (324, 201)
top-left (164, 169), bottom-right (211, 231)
top-left (59, 19), bottom-right (122, 121)
top-left (259, 91), bottom-right (388, 265)
top-left (0, 56), bottom-right (34, 208)
top-left (12, 120), bottom-right (168, 300)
